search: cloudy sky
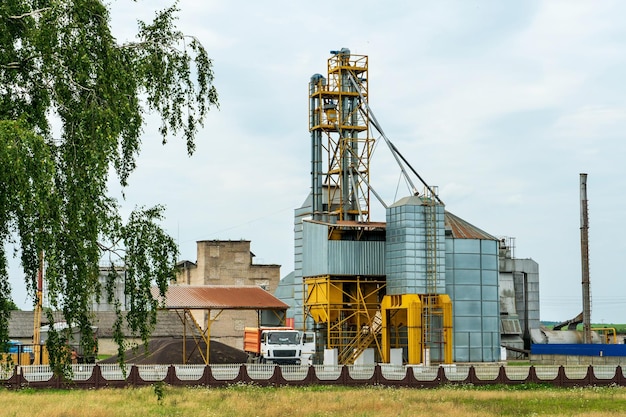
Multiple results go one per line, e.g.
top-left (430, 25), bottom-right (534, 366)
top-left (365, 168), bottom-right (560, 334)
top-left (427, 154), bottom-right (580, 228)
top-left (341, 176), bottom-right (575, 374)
top-left (10, 1), bottom-right (626, 323)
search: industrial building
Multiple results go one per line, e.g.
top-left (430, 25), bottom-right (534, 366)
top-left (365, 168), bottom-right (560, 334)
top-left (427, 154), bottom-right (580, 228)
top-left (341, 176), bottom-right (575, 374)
top-left (7, 241), bottom-right (284, 362)
top-left (23, 49), bottom-right (541, 366)
top-left (174, 240), bottom-right (281, 350)
top-left (276, 48), bottom-right (541, 365)
top-left (4, 48), bottom-right (540, 365)
top-left (81, 240), bottom-right (282, 352)
top-left (42, 49), bottom-right (542, 365)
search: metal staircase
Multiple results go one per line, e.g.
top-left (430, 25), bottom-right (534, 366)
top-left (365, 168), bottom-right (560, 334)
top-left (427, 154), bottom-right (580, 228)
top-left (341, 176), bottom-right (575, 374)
top-left (338, 311), bottom-right (383, 364)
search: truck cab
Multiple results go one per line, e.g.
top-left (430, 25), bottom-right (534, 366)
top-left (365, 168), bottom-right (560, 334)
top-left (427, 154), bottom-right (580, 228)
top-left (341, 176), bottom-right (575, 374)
top-left (245, 327), bottom-right (316, 365)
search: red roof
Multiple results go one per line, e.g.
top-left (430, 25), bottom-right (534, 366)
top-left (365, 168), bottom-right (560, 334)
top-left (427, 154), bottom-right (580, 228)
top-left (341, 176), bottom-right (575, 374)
top-left (445, 211), bottom-right (497, 240)
top-left (152, 285), bottom-right (289, 310)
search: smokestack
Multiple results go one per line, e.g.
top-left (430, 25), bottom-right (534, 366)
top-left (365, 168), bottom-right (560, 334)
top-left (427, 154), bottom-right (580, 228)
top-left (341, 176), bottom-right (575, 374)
top-left (580, 173), bottom-right (592, 344)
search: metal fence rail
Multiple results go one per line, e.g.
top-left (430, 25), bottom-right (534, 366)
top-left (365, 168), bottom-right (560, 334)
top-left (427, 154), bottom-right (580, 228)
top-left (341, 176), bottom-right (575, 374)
top-left (1, 364), bottom-right (625, 389)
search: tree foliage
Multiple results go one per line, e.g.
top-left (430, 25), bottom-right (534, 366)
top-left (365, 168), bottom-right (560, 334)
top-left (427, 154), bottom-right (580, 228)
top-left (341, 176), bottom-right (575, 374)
top-left (0, 0), bottom-right (218, 370)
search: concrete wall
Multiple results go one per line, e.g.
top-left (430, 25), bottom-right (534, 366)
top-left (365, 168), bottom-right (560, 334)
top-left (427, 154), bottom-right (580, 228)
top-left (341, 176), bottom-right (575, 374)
top-left (531, 354), bottom-right (626, 366)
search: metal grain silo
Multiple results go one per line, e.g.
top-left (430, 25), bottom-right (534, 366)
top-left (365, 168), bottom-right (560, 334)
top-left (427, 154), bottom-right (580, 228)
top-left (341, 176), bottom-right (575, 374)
top-left (385, 195), bottom-right (446, 295)
top-left (444, 211), bottom-right (500, 362)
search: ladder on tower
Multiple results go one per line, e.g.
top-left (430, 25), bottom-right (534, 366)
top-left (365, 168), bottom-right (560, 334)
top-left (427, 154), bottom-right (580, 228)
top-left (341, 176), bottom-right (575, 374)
top-left (423, 189), bottom-right (438, 360)
top-left (338, 311), bottom-right (382, 364)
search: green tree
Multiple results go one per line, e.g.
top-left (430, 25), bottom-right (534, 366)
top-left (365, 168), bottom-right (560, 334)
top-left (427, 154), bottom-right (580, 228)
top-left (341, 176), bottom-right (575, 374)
top-left (0, 0), bottom-right (218, 371)
top-left (5, 300), bottom-right (19, 311)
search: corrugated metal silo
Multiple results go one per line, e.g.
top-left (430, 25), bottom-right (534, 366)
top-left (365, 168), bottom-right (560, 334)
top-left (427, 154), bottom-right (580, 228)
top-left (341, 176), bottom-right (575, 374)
top-left (385, 195), bottom-right (446, 295)
top-left (444, 211), bottom-right (500, 362)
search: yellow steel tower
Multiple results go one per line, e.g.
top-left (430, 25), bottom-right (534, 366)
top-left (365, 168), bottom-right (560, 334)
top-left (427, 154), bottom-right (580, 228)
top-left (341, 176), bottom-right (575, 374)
top-left (305, 49), bottom-right (385, 363)
top-left (309, 49), bottom-right (372, 224)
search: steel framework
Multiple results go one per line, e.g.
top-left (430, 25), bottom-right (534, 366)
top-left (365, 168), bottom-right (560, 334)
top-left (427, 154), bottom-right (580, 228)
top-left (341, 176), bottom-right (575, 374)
top-left (380, 293), bottom-right (453, 365)
top-left (309, 49), bottom-right (373, 222)
top-left (303, 275), bottom-right (386, 364)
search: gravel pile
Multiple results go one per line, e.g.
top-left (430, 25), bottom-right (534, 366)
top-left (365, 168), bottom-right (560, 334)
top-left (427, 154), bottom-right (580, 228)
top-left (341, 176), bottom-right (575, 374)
top-left (99, 337), bottom-right (248, 364)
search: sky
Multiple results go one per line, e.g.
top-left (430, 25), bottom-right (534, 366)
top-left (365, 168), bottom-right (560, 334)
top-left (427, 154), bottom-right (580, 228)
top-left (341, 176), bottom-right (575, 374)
top-left (8, 0), bottom-right (626, 323)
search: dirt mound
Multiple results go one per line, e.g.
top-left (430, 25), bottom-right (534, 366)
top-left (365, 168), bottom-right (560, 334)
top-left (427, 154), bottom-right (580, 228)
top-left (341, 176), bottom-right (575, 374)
top-left (99, 337), bottom-right (248, 364)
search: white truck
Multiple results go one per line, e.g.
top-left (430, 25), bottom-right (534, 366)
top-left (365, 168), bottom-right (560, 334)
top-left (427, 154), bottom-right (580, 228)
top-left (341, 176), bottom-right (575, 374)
top-left (244, 327), bottom-right (316, 365)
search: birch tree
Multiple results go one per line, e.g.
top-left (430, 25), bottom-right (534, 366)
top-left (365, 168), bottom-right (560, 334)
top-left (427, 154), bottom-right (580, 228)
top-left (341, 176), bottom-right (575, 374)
top-left (0, 0), bottom-right (218, 371)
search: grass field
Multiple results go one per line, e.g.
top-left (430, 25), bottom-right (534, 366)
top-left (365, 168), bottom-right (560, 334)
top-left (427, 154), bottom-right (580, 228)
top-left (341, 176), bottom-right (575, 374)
top-left (1, 383), bottom-right (626, 417)
top-left (542, 322), bottom-right (626, 334)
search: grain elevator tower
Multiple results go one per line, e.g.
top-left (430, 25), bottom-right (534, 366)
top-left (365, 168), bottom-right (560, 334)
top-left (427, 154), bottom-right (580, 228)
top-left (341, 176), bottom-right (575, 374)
top-left (302, 49), bottom-right (453, 365)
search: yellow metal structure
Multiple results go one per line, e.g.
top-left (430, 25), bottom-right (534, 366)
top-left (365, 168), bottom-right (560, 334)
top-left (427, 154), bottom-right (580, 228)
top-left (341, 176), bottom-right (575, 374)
top-left (175, 307), bottom-right (287, 364)
top-left (33, 251), bottom-right (44, 365)
top-left (309, 50), bottom-right (373, 222)
top-left (381, 294), bottom-right (422, 364)
top-left (380, 294), bottom-right (453, 364)
top-left (176, 308), bottom-right (217, 365)
top-left (2, 352), bottom-right (31, 366)
top-left (592, 327), bottom-right (617, 344)
top-left (304, 276), bottom-right (385, 364)
top-left (305, 276), bottom-right (343, 323)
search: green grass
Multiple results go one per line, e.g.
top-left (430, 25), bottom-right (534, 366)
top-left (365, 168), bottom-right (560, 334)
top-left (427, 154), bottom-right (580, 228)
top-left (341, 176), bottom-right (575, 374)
top-left (1, 384), bottom-right (625, 417)
top-left (589, 323), bottom-right (626, 334)
top-left (542, 322), bottom-right (626, 334)
top-left (505, 360), bottom-right (531, 366)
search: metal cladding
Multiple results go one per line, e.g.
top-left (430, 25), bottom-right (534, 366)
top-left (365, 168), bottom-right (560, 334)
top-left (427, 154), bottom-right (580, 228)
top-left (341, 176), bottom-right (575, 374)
top-left (385, 195), bottom-right (446, 295)
top-left (499, 243), bottom-right (540, 357)
top-left (444, 208), bottom-right (501, 361)
top-left (444, 216), bottom-right (500, 362)
top-left (445, 211), bottom-right (497, 240)
top-left (531, 327), bottom-right (602, 344)
top-left (152, 285), bottom-right (289, 310)
top-left (302, 220), bottom-right (385, 277)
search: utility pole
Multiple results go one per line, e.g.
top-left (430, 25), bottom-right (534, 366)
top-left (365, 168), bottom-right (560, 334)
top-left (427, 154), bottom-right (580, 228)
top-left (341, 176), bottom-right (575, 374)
top-left (33, 251), bottom-right (44, 364)
top-left (580, 173), bottom-right (592, 344)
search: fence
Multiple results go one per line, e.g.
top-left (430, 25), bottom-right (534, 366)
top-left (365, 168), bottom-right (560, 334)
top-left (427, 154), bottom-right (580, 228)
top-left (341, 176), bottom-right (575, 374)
top-left (1, 363), bottom-right (625, 389)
